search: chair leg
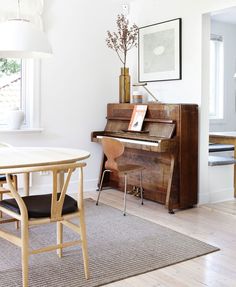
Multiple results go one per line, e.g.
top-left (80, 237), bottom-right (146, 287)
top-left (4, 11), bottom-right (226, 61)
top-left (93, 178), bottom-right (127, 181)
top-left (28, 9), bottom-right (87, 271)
top-left (13, 175), bottom-right (18, 192)
top-left (21, 221), bottom-right (29, 287)
top-left (14, 174), bottom-right (20, 229)
top-left (123, 174), bottom-right (128, 216)
top-left (15, 220), bottom-right (20, 229)
top-left (80, 213), bottom-right (89, 279)
top-left (57, 221), bottom-right (63, 258)
top-left (96, 170), bottom-right (110, 205)
top-left (140, 170), bottom-right (144, 205)
top-left (23, 173), bottom-right (30, 197)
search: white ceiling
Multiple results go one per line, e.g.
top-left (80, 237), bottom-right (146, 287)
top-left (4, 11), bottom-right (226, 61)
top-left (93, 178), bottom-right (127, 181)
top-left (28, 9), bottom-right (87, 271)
top-left (211, 7), bottom-right (236, 25)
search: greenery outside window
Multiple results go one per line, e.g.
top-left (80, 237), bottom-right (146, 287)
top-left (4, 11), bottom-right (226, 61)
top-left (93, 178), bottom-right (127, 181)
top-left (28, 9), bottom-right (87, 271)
top-left (0, 58), bottom-right (40, 129)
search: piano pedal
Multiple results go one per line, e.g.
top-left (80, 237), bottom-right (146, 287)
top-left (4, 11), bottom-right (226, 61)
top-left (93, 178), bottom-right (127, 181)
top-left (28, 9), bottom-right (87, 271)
top-left (129, 186), bottom-right (144, 198)
top-left (127, 186), bottom-right (137, 195)
top-left (168, 209), bottom-right (175, 214)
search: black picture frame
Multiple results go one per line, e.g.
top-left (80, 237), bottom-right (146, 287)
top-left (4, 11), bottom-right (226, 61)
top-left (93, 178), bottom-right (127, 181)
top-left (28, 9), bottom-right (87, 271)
top-left (138, 18), bottom-right (182, 82)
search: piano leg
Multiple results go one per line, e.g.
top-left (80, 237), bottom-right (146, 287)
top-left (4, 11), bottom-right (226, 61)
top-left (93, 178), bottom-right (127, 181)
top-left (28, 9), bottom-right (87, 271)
top-left (165, 155), bottom-right (175, 213)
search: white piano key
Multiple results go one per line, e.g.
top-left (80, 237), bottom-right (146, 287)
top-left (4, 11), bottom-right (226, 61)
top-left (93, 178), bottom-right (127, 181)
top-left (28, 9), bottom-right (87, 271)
top-left (97, 135), bottom-right (159, 147)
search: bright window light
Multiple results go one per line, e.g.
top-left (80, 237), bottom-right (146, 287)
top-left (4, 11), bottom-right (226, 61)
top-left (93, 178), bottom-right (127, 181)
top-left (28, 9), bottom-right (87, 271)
top-left (209, 35), bottom-right (224, 120)
top-left (0, 58), bottom-right (40, 129)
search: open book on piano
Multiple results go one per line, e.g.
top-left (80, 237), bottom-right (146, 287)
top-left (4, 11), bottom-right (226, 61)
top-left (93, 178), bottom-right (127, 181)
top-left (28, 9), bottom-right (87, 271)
top-left (92, 103), bottom-right (198, 213)
top-left (128, 104), bottom-right (147, 131)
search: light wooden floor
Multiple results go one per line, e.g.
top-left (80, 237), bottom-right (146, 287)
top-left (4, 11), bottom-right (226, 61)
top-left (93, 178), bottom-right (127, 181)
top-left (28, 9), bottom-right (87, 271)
top-left (85, 189), bottom-right (236, 287)
top-left (204, 200), bottom-right (236, 216)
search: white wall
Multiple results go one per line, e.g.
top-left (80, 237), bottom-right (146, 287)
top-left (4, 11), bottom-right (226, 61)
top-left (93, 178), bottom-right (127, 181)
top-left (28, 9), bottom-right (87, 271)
top-left (40, 0), bottom-right (124, 190)
top-left (210, 20), bottom-right (236, 132)
top-left (129, 0), bottom-right (236, 203)
top-left (0, 0), bottom-right (124, 192)
top-left (2, 0), bottom-right (236, 201)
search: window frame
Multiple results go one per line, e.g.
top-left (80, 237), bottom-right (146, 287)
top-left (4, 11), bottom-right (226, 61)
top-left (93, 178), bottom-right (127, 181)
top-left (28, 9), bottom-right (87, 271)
top-left (0, 58), bottom-right (41, 130)
top-left (209, 34), bottom-right (224, 122)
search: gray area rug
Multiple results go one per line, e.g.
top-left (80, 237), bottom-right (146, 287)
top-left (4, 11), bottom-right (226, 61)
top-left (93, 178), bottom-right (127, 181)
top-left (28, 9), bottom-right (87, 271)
top-left (0, 199), bottom-right (219, 287)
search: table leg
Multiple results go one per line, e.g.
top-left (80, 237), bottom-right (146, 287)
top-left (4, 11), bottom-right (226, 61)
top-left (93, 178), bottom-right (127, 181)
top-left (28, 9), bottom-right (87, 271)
top-left (58, 171), bottom-right (64, 193)
top-left (23, 173), bottom-right (30, 197)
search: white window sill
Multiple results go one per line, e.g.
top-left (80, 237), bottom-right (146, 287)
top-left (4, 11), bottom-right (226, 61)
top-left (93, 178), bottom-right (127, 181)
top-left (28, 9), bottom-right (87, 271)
top-left (0, 128), bottom-right (44, 134)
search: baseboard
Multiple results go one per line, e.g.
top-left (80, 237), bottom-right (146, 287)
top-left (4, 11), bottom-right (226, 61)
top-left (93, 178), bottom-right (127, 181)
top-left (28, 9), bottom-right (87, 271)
top-left (209, 188), bottom-right (234, 203)
top-left (198, 192), bottom-right (210, 205)
top-left (198, 189), bottom-right (234, 205)
top-left (83, 178), bottom-right (98, 192)
top-left (25, 178), bottom-right (98, 195)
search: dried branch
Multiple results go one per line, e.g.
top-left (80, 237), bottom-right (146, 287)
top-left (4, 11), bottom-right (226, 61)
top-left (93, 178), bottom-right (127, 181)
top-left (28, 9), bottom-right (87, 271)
top-left (106, 14), bottom-right (138, 68)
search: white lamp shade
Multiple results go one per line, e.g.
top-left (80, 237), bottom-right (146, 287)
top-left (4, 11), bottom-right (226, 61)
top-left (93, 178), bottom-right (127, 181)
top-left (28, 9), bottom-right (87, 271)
top-left (234, 73), bottom-right (236, 78)
top-left (0, 19), bottom-right (52, 58)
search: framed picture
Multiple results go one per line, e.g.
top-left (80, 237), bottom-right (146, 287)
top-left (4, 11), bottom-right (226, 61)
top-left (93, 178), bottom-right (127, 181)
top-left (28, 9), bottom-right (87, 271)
top-left (138, 18), bottom-right (182, 82)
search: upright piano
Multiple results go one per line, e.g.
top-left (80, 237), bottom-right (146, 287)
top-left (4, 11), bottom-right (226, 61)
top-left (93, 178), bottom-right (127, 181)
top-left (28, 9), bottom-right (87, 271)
top-left (92, 103), bottom-right (198, 213)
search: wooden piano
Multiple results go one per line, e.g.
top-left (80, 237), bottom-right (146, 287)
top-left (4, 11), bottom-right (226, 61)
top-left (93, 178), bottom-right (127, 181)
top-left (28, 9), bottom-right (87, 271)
top-left (92, 103), bottom-right (198, 213)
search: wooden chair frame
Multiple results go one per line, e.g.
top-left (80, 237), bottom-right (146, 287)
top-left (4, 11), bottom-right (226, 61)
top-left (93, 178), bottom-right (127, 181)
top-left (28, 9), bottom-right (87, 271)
top-left (0, 142), bottom-right (18, 219)
top-left (0, 175), bottom-right (18, 218)
top-left (0, 162), bottom-right (89, 287)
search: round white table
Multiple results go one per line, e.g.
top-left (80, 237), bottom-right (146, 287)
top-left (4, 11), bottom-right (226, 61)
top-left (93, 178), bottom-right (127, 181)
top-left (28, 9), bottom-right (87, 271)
top-left (0, 147), bottom-right (90, 169)
top-left (0, 147), bottom-right (90, 195)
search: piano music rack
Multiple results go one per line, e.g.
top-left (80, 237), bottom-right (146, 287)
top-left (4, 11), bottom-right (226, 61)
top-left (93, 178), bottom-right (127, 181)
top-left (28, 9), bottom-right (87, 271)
top-left (106, 116), bottom-right (175, 124)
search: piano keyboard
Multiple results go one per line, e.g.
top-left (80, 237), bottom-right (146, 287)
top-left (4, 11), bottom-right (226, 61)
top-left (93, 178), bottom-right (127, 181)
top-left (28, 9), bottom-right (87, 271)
top-left (96, 135), bottom-right (160, 147)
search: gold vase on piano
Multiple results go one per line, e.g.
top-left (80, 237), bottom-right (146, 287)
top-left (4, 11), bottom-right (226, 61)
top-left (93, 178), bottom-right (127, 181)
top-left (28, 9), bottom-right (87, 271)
top-left (119, 67), bottom-right (130, 103)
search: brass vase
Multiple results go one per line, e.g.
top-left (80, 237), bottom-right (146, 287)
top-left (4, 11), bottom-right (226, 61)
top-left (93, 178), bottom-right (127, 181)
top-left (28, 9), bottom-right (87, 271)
top-left (119, 67), bottom-right (130, 103)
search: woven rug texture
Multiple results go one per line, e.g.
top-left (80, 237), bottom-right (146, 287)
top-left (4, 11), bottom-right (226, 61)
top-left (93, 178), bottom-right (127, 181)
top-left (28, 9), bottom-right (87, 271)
top-left (0, 199), bottom-right (219, 287)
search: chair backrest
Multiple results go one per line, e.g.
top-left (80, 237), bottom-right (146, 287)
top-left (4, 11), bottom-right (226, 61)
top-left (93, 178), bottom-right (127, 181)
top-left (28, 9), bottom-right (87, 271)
top-left (3, 162), bottom-right (86, 221)
top-left (0, 142), bottom-right (11, 177)
top-left (102, 138), bottom-right (124, 171)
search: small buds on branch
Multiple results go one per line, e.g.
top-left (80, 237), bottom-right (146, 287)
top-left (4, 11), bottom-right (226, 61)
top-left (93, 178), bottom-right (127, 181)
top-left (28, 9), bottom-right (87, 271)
top-left (106, 14), bottom-right (138, 68)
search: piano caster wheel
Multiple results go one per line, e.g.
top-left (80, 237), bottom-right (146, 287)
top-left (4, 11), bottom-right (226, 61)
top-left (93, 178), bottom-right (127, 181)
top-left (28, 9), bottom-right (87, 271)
top-left (168, 209), bottom-right (175, 214)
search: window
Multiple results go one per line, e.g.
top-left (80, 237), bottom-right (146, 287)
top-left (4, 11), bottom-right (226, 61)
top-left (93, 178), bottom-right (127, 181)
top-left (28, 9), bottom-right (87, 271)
top-left (0, 58), bottom-right (40, 129)
top-left (0, 58), bottom-right (22, 125)
top-left (209, 34), bottom-right (224, 120)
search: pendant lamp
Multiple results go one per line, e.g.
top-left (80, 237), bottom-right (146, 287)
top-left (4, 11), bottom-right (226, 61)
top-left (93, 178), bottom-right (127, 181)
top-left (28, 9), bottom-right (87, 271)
top-left (0, 0), bottom-right (52, 58)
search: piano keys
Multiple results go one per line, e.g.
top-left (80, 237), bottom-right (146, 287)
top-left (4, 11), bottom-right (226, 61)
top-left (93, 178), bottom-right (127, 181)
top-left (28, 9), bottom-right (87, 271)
top-left (91, 103), bottom-right (198, 213)
top-left (93, 132), bottom-right (177, 153)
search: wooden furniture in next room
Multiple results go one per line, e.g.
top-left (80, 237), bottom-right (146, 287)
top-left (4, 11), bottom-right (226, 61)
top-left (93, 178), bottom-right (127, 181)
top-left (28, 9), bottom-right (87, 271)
top-left (0, 147), bottom-right (90, 287)
top-left (210, 132), bottom-right (236, 197)
top-left (92, 103), bottom-right (198, 214)
top-left (96, 137), bottom-right (145, 216)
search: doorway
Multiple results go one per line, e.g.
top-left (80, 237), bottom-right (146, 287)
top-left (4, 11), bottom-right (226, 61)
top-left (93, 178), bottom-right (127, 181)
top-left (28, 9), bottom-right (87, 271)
top-left (209, 7), bottom-right (236, 132)
top-left (203, 7), bottom-right (236, 203)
